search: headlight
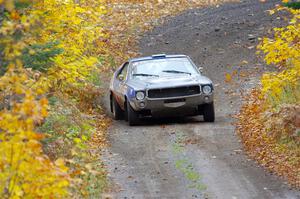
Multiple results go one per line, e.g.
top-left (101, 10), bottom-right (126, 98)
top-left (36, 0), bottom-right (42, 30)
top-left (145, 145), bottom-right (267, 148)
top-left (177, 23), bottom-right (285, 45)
top-left (202, 85), bottom-right (212, 94)
top-left (136, 91), bottom-right (145, 100)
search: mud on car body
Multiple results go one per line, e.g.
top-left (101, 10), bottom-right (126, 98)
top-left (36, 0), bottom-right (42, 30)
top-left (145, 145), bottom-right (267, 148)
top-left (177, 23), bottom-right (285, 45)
top-left (109, 54), bottom-right (215, 126)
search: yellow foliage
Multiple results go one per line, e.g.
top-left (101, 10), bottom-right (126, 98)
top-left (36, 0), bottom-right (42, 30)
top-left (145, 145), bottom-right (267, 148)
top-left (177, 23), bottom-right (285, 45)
top-left (0, 0), bottom-right (109, 197)
top-left (258, 7), bottom-right (300, 108)
top-left (258, 8), bottom-right (300, 67)
top-left (28, 0), bottom-right (106, 92)
top-left (0, 65), bottom-right (69, 198)
top-left (1, 0), bottom-right (106, 92)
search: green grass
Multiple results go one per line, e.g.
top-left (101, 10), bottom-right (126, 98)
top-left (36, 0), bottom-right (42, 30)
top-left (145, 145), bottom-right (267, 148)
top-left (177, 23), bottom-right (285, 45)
top-left (171, 133), bottom-right (207, 192)
top-left (38, 96), bottom-right (108, 198)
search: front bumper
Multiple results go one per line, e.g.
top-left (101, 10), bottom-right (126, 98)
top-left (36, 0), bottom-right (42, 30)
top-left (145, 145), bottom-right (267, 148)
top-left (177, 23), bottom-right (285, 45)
top-left (129, 93), bottom-right (213, 116)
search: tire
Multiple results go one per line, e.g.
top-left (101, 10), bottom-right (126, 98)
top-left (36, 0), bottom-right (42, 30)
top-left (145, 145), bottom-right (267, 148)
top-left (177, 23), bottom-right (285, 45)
top-left (203, 103), bottom-right (215, 122)
top-left (126, 100), bottom-right (139, 126)
top-left (112, 96), bottom-right (123, 120)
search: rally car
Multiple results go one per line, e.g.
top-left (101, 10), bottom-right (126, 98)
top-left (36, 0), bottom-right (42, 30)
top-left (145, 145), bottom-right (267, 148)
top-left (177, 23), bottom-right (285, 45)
top-left (109, 54), bottom-right (215, 126)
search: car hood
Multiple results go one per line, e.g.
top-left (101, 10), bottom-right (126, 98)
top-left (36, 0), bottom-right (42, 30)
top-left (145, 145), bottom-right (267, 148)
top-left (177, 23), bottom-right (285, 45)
top-left (127, 75), bottom-right (212, 90)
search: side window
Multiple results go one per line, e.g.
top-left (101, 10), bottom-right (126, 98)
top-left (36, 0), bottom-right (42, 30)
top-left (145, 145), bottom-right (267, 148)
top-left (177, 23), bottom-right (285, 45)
top-left (118, 62), bottom-right (129, 81)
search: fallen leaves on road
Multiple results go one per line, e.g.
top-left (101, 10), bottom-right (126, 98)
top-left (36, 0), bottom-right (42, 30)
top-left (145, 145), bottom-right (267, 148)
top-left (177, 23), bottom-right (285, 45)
top-left (236, 89), bottom-right (300, 188)
top-left (236, 4), bottom-right (299, 188)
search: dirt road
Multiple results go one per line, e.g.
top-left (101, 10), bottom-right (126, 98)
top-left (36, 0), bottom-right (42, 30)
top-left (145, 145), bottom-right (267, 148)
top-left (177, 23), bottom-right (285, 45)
top-left (102, 0), bottom-right (300, 198)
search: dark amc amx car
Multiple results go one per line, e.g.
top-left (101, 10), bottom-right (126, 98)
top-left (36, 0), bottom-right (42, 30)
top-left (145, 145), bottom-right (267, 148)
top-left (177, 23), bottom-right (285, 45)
top-left (109, 54), bottom-right (215, 126)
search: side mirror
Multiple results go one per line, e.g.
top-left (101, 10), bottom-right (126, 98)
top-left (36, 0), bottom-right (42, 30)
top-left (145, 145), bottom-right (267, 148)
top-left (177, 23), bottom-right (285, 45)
top-left (198, 66), bottom-right (204, 73)
top-left (118, 74), bottom-right (125, 81)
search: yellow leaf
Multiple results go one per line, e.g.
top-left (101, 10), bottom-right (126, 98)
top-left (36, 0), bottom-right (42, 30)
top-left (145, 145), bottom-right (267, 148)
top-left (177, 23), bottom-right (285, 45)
top-left (225, 73), bottom-right (232, 83)
top-left (55, 158), bottom-right (65, 167)
top-left (268, 10), bottom-right (275, 15)
top-left (74, 138), bottom-right (81, 144)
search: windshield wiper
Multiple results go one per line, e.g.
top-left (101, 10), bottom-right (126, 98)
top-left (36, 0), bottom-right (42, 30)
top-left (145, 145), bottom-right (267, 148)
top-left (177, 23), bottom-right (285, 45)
top-left (133, 73), bottom-right (159, 77)
top-left (162, 70), bottom-right (191, 75)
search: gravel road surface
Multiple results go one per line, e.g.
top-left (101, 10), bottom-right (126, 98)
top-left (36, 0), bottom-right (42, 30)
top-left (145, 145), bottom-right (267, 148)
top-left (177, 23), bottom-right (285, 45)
top-left (102, 0), bottom-right (300, 198)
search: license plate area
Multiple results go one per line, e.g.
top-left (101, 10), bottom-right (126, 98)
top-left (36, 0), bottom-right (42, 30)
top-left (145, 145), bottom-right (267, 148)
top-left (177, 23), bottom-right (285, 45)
top-left (164, 98), bottom-right (186, 104)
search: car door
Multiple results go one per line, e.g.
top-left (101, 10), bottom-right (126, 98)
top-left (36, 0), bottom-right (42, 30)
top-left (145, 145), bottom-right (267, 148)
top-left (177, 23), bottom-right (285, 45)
top-left (114, 62), bottom-right (129, 109)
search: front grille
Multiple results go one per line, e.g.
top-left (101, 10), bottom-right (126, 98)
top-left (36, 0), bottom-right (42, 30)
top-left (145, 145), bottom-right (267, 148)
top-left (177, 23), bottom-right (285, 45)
top-left (148, 85), bottom-right (200, 99)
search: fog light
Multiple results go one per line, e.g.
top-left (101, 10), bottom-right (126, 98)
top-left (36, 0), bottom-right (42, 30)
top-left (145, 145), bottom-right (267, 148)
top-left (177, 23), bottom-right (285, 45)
top-left (140, 102), bottom-right (145, 107)
top-left (204, 96), bottom-right (209, 101)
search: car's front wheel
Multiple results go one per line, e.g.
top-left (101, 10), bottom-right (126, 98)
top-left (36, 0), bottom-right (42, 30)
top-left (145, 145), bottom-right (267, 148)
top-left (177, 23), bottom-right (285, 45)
top-left (126, 100), bottom-right (139, 126)
top-left (203, 103), bottom-right (215, 122)
top-left (112, 95), bottom-right (123, 120)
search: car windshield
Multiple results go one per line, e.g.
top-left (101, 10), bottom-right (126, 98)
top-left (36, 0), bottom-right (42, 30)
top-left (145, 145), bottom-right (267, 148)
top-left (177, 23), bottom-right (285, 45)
top-left (130, 57), bottom-right (198, 78)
